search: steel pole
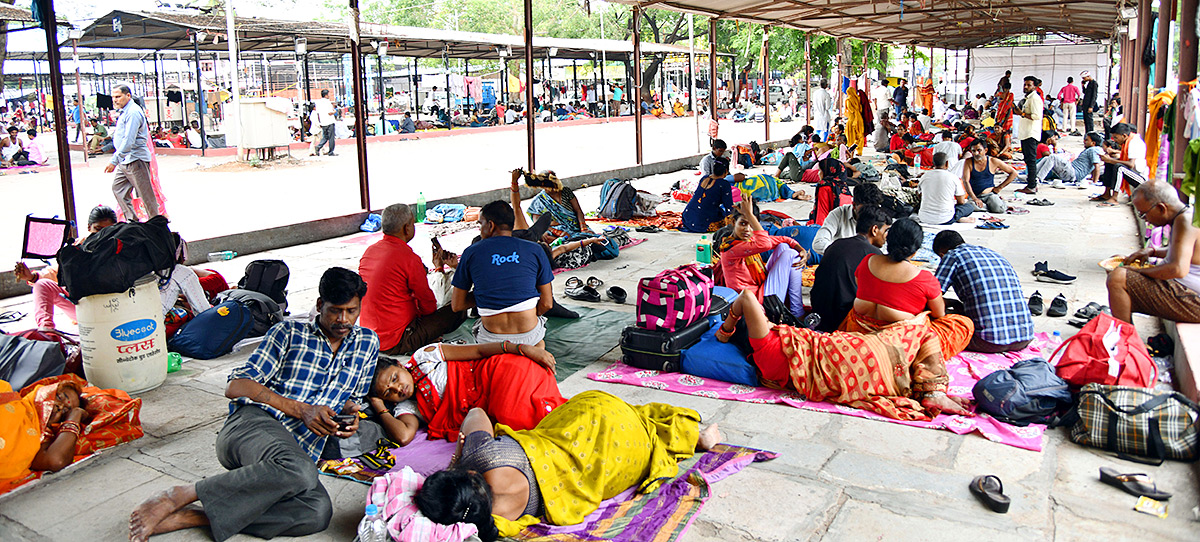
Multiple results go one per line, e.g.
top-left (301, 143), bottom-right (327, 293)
top-left (38, 0), bottom-right (77, 231)
top-left (1174, 0), bottom-right (1198, 184)
top-left (633, 7), bottom-right (643, 165)
top-left (805, 35), bottom-right (812, 125)
top-left (153, 52), bottom-right (163, 129)
top-left (709, 18), bottom-right (717, 121)
top-left (193, 35), bottom-right (206, 156)
top-left (348, 0), bottom-right (371, 210)
top-left (378, 54), bottom-right (385, 134)
top-left (523, 0), bottom-right (535, 171)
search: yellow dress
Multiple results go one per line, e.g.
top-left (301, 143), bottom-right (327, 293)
top-left (845, 90), bottom-right (864, 157)
top-left (492, 390), bottom-right (700, 534)
top-left (0, 380), bottom-right (48, 483)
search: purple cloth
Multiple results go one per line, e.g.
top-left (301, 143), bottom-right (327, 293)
top-left (389, 431), bottom-right (457, 477)
top-left (763, 242), bottom-right (806, 317)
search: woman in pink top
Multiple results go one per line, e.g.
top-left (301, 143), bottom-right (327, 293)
top-left (718, 199), bottom-right (809, 318)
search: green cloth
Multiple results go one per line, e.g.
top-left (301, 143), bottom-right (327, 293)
top-left (443, 305), bottom-right (633, 382)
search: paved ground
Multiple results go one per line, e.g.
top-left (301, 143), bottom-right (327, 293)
top-left (2, 134), bottom-right (1198, 542)
top-left (6, 116), bottom-right (801, 259)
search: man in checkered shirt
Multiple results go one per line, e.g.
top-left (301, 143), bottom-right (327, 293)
top-left (130, 267), bottom-right (379, 542)
top-left (933, 231), bottom-right (1035, 353)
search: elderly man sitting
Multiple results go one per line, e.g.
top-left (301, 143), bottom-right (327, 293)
top-left (1107, 182), bottom-right (1200, 324)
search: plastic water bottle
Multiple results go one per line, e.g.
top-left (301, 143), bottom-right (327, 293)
top-left (356, 504), bottom-right (387, 542)
top-left (416, 192), bottom-right (427, 223)
top-left (913, 155), bottom-right (922, 172)
top-left (1053, 330), bottom-right (1062, 342)
top-left (696, 235), bottom-right (712, 264)
top-left (206, 251), bottom-right (237, 262)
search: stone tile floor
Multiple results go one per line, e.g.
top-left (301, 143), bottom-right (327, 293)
top-left (2, 137), bottom-right (1198, 541)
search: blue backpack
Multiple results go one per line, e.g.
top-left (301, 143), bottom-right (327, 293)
top-left (973, 358), bottom-right (1073, 426)
top-left (598, 179), bottom-right (637, 220)
top-left (168, 301), bottom-right (255, 360)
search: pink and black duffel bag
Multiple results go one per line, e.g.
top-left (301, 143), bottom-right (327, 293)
top-left (635, 264), bottom-right (713, 332)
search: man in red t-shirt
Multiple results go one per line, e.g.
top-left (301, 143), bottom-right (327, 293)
top-left (359, 203), bottom-right (465, 355)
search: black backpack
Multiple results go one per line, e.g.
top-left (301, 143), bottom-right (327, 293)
top-left (238, 260), bottom-right (290, 312)
top-left (215, 289), bottom-right (284, 337)
top-left (973, 358), bottom-right (1073, 426)
top-left (598, 179), bottom-right (637, 221)
top-left (57, 215), bottom-right (177, 303)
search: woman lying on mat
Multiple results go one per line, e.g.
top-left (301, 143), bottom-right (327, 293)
top-left (365, 342), bottom-right (566, 446)
top-left (509, 170), bottom-right (609, 271)
top-left (718, 198), bottom-right (808, 319)
top-left (1, 374), bottom-right (143, 495)
top-left (414, 390), bottom-right (722, 540)
top-left (837, 218), bottom-right (975, 357)
top-left (716, 289), bottom-right (973, 421)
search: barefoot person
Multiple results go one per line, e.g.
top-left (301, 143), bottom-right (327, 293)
top-left (1107, 182), bottom-right (1200, 324)
top-left (129, 268), bottom-right (379, 542)
top-left (414, 391), bottom-right (720, 540)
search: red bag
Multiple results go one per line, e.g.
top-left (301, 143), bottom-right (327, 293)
top-left (1048, 313), bottom-right (1157, 389)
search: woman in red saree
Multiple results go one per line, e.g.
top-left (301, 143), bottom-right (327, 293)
top-left (715, 290), bottom-right (972, 421)
top-left (367, 342), bottom-right (566, 444)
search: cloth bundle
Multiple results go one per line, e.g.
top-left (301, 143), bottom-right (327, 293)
top-left (424, 204), bottom-right (467, 224)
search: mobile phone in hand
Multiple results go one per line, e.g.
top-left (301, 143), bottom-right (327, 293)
top-left (332, 414), bottom-right (356, 428)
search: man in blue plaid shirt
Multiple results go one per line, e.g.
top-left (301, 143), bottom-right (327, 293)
top-left (933, 231), bottom-right (1035, 353)
top-left (130, 268), bottom-right (379, 542)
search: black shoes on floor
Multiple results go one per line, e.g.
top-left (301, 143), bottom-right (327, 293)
top-left (1032, 261), bottom-right (1076, 284)
top-left (1047, 294), bottom-right (1069, 317)
top-left (1028, 291), bottom-right (1044, 316)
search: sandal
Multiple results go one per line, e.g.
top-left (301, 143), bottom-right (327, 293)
top-left (565, 277), bottom-right (601, 302)
top-left (1006, 207), bottom-right (1030, 215)
top-left (1099, 467), bottom-right (1172, 501)
top-left (1073, 302), bottom-right (1102, 319)
top-left (606, 286), bottom-right (627, 304)
top-left (975, 222), bottom-right (1008, 230)
top-left (969, 475), bottom-right (1011, 513)
top-left (586, 276), bottom-right (604, 289)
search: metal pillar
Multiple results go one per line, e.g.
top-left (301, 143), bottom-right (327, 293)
top-left (36, 0), bottom-right (77, 231)
top-left (153, 52), bottom-right (163, 129)
top-left (348, 0), bottom-right (371, 211)
top-left (378, 54), bottom-right (385, 134)
top-left (303, 53), bottom-right (311, 101)
top-left (1135, 0), bottom-right (1155, 134)
top-left (805, 35), bottom-right (812, 125)
top-left (572, 59), bottom-right (578, 103)
top-left (762, 26), bottom-right (770, 142)
top-left (1156, 0), bottom-right (1176, 89)
top-left (709, 18), bottom-right (717, 119)
top-left (464, 58), bottom-right (470, 111)
top-left (1174, 0), bottom-right (1198, 183)
top-left (193, 33), bottom-right (206, 156)
top-left (523, 0), bottom-right (536, 171)
top-left (599, 55), bottom-right (607, 117)
top-left (413, 58), bottom-right (420, 121)
top-left (633, 7), bottom-right (644, 165)
top-left (444, 54), bottom-right (451, 130)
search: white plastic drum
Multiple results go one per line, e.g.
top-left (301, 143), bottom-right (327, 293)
top-left (77, 274), bottom-right (167, 394)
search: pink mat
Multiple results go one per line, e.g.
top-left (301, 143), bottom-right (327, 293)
top-left (588, 332), bottom-right (1061, 451)
top-left (553, 237), bottom-right (648, 275)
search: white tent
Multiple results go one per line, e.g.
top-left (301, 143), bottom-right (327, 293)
top-left (968, 44), bottom-right (1112, 104)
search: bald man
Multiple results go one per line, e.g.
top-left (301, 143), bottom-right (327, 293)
top-left (1107, 182), bottom-right (1200, 324)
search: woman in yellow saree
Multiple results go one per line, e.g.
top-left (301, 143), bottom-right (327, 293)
top-left (414, 391), bottom-right (722, 540)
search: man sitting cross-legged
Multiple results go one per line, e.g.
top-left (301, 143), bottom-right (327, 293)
top-left (128, 268), bottom-right (380, 542)
top-left (359, 203), bottom-right (465, 356)
top-left (932, 231), bottom-right (1035, 353)
top-left (452, 201), bottom-right (554, 347)
top-left (1107, 182), bottom-right (1200, 324)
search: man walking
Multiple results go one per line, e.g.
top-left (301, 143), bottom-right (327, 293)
top-left (1079, 71), bottom-right (1099, 134)
top-left (891, 78), bottom-right (909, 119)
top-left (1057, 77), bottom-right (1080, 135)
top-left (1014, 76), bottom-right (1044, 195)
top-left (311, 90), bottom-right (337, 157)
top-left (105, 85), bottom-right (159, 220)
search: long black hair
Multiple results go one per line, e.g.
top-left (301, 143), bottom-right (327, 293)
top-left (416, 469), bottom-right (499, 542)
top-left (885, 218), bottom-right (923, 262)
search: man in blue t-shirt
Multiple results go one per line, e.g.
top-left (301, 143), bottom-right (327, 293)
top-left (1033, 132), bottom-right (1103, 188)
top-left (452, 201), bottom-right (555, 346)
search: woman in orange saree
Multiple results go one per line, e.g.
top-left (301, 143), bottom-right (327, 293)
top-left (715, 290), bottom-right (972, 421)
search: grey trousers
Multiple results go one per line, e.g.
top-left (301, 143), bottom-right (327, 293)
top-left (313, 124), bottom-right (337, 154)
top-left (195, 406), bottom-right (332, 542)
top-left (112, 160), bottom-right (160, 220)
top-left (777, 152), bottom-right (814, 184)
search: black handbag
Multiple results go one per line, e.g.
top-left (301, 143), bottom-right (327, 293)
top-left (57, 215), bottom-right (177, 303)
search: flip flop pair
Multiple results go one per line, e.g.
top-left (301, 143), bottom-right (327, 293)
top-left (1026, 198), bottom-right (1055, 206)
top-left (976, 221), bottom-right (1009, 230)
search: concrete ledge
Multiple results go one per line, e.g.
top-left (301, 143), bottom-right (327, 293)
top-left (1163, 321), bottom-right (1200, 402)
top-left (0, 137), bottom-right (788, 300)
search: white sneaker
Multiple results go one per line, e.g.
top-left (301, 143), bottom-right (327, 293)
top-left (1051, 180), bottom-right (1064, 189)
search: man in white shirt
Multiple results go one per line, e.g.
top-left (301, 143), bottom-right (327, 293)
top-left (185, 120), bottom-right (204, 149)
top-left (810, 80), bottom-right (833, 134)
top-left (918, 152), bottom-right (975, 225)
top-left (871, 81), bottom-right (891, 118)
top-left (1014, 76), bottom-right (1045, 194)
top-left (1096, 122), bottom-right (1150, 203)
top-left (311, 90), bottom-right (337, 156)
top-left (812, 183), bottom-right (884, 256)
top-left (916, 109), bottom-right (934, 133)
top-left (504, 105), bottom-right (519, 124)
top-left (931, 130), bottom-right (964, 177)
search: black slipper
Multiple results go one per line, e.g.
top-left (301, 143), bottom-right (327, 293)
top-left (606, 286), bottom-right (627, 304)
top-left (1047, 294), bottom-right (1068, 317)
top-left (586, 276), bottom-right (604, 289)
top-left (1099, 467), bottom-right (1172, 501)
top-left (565, 277), bottom-right (601, 302)
top-left (970, 475), bottom-right (1011, 513)
top-left (1073, 302), bottom-right (1102, 319)
top-left (1028, 291), bottom-right (1044, 316)
top-left (1067, 317), bottom-right (1089, 328)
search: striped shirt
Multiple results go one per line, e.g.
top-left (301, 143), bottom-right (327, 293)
top-left (228, 319), bottom-right (379, 461)
top-left (934, 244), bottom-right (1034, 346)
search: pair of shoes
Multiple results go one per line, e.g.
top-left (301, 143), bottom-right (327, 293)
top-left (976, 221), bottom-right (1009, 230)
top-left (1026, 198), bottom-right (1055, 206)
top-left (1015, 187), bottom-right (1038, 195)
top-left (565, 277), bottom-right (626, 303)
top-left (1073, 302), bottom-right (1109, 319)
